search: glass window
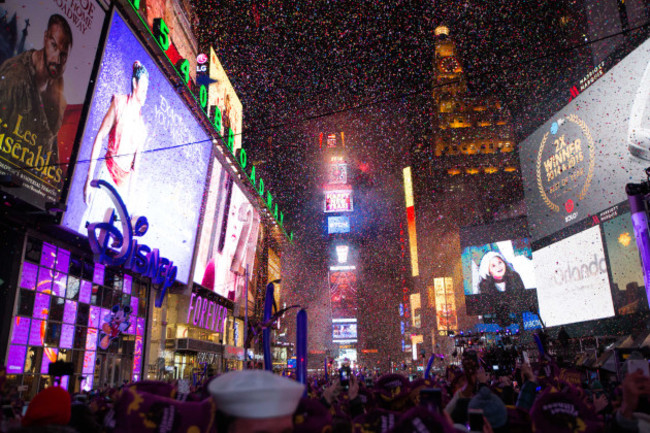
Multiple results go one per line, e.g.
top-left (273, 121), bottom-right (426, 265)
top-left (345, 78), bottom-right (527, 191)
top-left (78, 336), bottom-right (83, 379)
top-left (24, 238), bottom-right (42, 264)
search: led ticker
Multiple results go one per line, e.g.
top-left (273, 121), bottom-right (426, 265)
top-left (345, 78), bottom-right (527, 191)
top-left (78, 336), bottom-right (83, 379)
top-left (325, 191), bottom-right (353, 213)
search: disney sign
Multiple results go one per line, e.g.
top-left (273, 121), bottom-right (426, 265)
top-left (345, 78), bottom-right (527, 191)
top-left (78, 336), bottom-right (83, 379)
top-left (86, 180), bottom-right (178, 307)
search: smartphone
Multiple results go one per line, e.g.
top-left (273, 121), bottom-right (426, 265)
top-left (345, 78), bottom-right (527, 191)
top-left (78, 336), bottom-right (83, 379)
top-left (468, 408), bottom-right (484, 432)
top-left (339, 367), bottom-right (350, 390)
top-left (492, 365), bottom-right (500, 371)
top-left (419, 388), bottom-right (442, 412)
top-left (627, 359), bottom-right (650, 376)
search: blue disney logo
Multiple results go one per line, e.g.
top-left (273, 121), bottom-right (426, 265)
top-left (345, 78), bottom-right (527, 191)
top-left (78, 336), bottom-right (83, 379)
top-left (86, 180), bottom-right (177, 307)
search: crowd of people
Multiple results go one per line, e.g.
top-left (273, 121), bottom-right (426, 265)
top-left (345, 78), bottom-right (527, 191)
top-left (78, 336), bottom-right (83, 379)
top-left (2, 339), bottom-right (650, 433)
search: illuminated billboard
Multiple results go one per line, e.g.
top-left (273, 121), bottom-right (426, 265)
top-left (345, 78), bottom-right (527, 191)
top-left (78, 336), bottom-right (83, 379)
top-left (327, 163), bottom-right (348, 185)
top-left (61, 12), bottom-right (212, 284)
top-left (195, 177), bottom-right (261, 302)
top-left (329, 267), bottom-right (357, 318)
top-left (0, 1), bottom-right (106, 209)
top-left (328, 216), bottom-right (350, 234)
top-left (433, 277), bottom-right (458, 332)
top-left (7, 241), bottom-right (146, 387)
top-left (403, 167), bottom-right (419, 277)
top-left (519, 37), bottom-right (650, 242)
top-left (460, 218), bottom-right (538, 316)
top-left (325, 190), bottom-right (353, 213)
top-left (533, 225), bottom-right (615, 327)
top-left (333, 322), bottom-right (357, 341)
top-left (208, 47), bottom-right (243, 152)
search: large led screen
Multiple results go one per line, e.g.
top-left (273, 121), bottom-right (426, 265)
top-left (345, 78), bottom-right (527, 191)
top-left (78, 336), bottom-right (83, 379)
top-left (195, 175), bottom-right (261, 303)
top-left (329, 267), bottom-right (357, 318)
top-left (534, 225), bottom-right (615, 327)
top-left (0, 1), bottom-right (106, 209)
top-left (62, 12), bottom-right (211, 284)
top-left (519, 37), bottom-right (650, 242)
top-left (460, 218), bottom-right (537, 316)
top-left (328, 216), bottom-right (350, 234)
top-left (333, 323), bottom-right (357, 340)
top-left (325, 191), bottom-right (353, 213)
top-left (602, 210), bottom-right (648, 315)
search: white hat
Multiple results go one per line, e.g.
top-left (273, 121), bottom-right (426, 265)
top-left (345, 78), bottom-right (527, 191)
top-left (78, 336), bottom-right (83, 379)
top-left (208, 370), bottom-right (305, 419)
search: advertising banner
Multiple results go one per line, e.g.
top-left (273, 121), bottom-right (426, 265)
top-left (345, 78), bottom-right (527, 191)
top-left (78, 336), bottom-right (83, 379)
top-left (533, 225), bottom-right (615, 327)
top-left (0, 1), bottom-right (105, 209)
top-left (325, 190), bottom-right (353, 213)
top-left (208, 47), bottom-right (242, 152)
top-left (329, 268), bottom-right (357, 319)
top-left (194, 177), bottom-right (261, 302)
top-left (328, 216), bottom-right (350, 234)
top-left (601, 210), bottom-right (647, 315)
top-left (333, 322), bottom-right (357, 341)
top-left (519, 37), bottom-right (650, 242)
top-left (433, 277), bottom-right (457, 332)
top-left (61, 11), bottom-right (211, 284)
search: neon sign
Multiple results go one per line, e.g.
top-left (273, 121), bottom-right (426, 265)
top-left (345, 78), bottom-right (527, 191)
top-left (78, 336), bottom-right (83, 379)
top-left (186, 292), bottom-right (228, 333)
top-left (126, 0), bottom-right (293, 242)
top-left (86, 180), bottom-right (177, 308)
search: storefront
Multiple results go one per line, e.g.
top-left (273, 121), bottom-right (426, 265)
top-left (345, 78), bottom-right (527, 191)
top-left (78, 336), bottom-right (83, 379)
top-left (146, 287), bottom-right (237, 380)
top-left (4, 233), bottom-right (150, 397)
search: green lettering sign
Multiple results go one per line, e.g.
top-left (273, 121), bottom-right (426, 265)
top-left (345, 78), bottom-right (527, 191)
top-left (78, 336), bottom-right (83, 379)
top-left (266, 191), bottom-right (273, 209)
top-left (238, 148), bottom-right (247, 170)
top-left (199, 85), bottom-right (208, 111)
top-left (227, 127), bottom-right (235, 154)
top-left (153, 18), bottom-right (170, 51)
top-left (176, 58), bottom-right (190, 85)
top-left (129, 0), bottom-right (141, 11)
top-left (273, 203), bottom-right (279, 220)
top-left (213, 105), bottom-right (222, 136)
top-left (249, 165), bottom-right (256, 187)
top-left (258, 178), bottom-right (265, 196)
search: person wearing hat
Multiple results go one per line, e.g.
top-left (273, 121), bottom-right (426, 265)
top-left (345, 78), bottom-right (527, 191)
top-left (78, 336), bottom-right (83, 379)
top-left (208, 369), bottom-right (305, 432)
top-left (21, 386), bottom-right (71, 428)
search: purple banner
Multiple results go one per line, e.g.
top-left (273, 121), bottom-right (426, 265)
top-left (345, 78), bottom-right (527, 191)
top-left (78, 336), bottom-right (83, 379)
top-left (6, 345), bottom-right (27, 375)
top-left (29, 319), bottom-right (44, 346)
top-left (36, 267), bottom-right (53, 293)
top-left (123, 274), bottom-right (132, 294)
top-left (40, 243), bottom-right (56, 269)
top-left (79, 280), bottom-right (92, 304)
top-left (82, 351), bottom-right (96, 375)
top-left (88, 306), bottom-right (100, 328)
top-left (132, 335), bottom-right (143, 382)
top-left (52, 272), bottom-right (67, 297)
top-left (20, 262), bottom-right (38, 290)
top-left (136, 317), bottom-right (145, 337)
top-left (41, 349), bottom-right (58, 374)
top-left (56, 248), bottom-right (70, 274)
top-left (85, 328), bottom-right (98, 351)
top-left (93, 263), bottom-right (105, 286)
top-left (33, 293), bottom-right (50, 320)
top-left (130, 296), bottom-right (139, 319)
top-left (60, 324), bottom-right (75, 349)
top-left (63, 300), bottom-right (77, 324)
top-left (11, 317), bottom-right (30, 345)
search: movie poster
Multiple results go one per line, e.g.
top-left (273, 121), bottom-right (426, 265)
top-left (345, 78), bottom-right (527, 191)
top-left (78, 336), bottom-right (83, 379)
top-left (0, 1), bottom-right (106, 209)
top-left (61, 12), bottom-right (212, 284)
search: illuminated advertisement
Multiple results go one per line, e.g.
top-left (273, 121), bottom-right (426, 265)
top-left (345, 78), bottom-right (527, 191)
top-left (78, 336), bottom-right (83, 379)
top-left (329, 267), bottom-right (357, 318)
top-left (333, 322), bottom-right (358, 340)
top-left (195, 176), bottom-right (261, 302)
top-left (61, 12), bottom-right (211, 284)
top-left (403, 167), bottom-right (419, 277)
top-left (327, 163), bottom-right (348, 185)
top-left (601, 210), bottom-right (647, 315)
top-left (325, 190), bottom-right (353, 213)
top-left (534, 226), bottom-right (615, 327)
top-left (519, 37), bottom-right (650, 242)
top-left (460, 218), bottom-right (538, 316)
top-left (208, 47), bottom-right (243, 152)
top-left (7, 239), bottom-right (147, 388)
top-left (328, 216), bottom-right (350, 234)
top-left (0, 1), bottom-right (105, 209)
top-left (433, 277), bottom-right (457, 332)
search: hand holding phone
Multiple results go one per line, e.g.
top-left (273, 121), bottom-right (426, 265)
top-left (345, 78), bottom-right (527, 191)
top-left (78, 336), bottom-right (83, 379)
top-left (468, 408), bottom-right (484, 432)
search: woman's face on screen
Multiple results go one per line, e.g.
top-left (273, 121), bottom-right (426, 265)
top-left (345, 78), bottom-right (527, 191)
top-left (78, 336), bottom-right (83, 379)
top-left (489, 256), bottom-right (506, 281)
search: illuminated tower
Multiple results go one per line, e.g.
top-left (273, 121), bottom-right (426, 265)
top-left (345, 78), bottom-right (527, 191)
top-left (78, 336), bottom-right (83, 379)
top-left (424, 25), bottom-right (518, 175)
